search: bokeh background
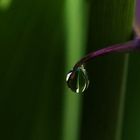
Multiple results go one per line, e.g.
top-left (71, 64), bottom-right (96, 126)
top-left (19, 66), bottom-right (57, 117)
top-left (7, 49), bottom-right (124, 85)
top-left (0, 0), bottom-right (139, 140)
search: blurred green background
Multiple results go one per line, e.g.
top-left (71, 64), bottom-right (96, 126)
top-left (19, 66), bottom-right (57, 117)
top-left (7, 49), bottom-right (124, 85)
top-left (0, 0), bottom-right (139, 140)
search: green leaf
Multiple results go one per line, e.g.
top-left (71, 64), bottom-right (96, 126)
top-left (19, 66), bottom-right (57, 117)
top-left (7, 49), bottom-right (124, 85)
top-left (80, 0), bottom-right (135, 140)
top-left (0, 0), bottom-right (66, 139)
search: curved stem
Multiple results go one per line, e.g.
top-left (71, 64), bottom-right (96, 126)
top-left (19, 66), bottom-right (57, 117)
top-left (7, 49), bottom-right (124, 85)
top-left (73, 38), bottom-right (140, 70)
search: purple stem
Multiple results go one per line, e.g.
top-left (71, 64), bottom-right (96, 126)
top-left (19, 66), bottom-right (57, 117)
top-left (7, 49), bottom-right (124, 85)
top-left (73, 38), bottom-right (140, 70)
top-left (71, 1), bottom-right (140, 71)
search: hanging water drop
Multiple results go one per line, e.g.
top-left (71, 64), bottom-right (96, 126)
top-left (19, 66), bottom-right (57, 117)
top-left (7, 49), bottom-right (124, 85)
top-left (66, 65), bottom-right (89, 94)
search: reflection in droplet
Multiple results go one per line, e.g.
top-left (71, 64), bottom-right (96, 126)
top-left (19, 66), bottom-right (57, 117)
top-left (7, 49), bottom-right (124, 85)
top-left (66, 65), bottom-right (89, 94)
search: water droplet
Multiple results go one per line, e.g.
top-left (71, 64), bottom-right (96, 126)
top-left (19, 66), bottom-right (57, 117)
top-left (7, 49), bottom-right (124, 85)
top-left (66, 65), bottom-right (89, 94)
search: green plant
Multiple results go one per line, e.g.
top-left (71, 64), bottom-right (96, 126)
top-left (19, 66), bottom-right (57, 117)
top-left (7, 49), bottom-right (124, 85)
top-left (0, 0), bottom-right (138, 140)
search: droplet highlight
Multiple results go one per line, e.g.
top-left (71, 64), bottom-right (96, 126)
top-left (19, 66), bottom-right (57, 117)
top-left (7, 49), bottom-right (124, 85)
top-left (66, 65), bottom-right (89, 94)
